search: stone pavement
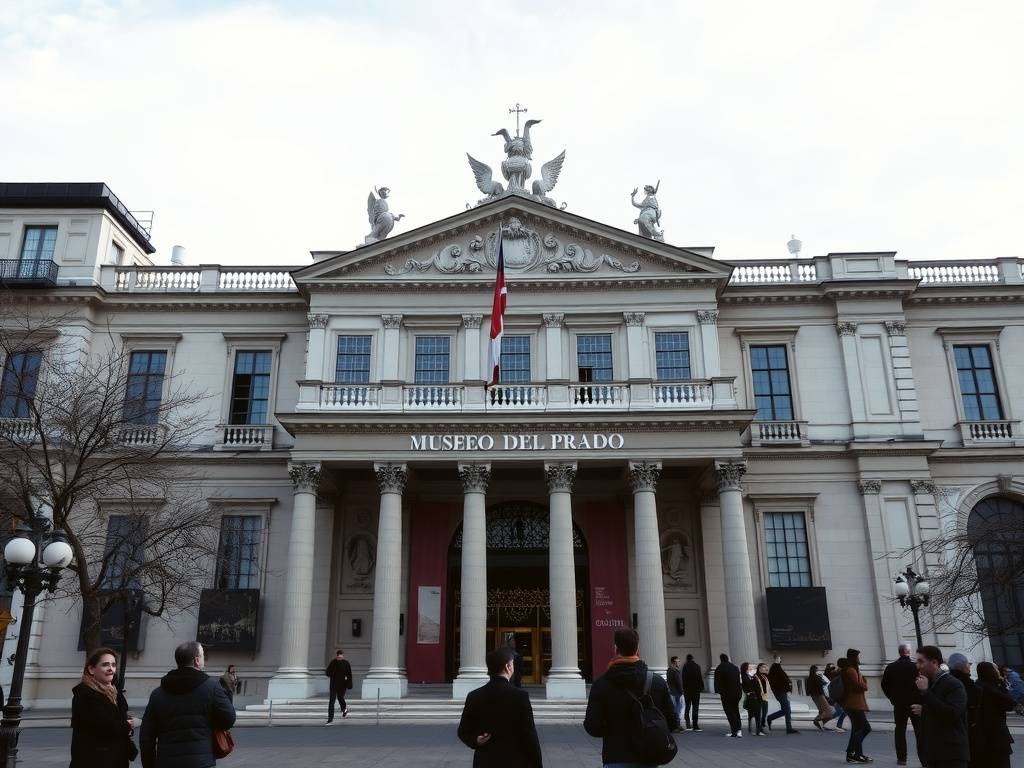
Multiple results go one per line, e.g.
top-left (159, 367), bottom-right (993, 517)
top-left (17, 722), bottom-right (1024, 768)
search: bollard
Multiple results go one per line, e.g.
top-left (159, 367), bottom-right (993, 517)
top-left (268, 698), bottom-right (273, 727)
top-left (376, 688), bottom-right (381, 727)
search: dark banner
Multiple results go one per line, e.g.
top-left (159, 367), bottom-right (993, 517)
top-left (765, 586), bottom-right (832, 650)
top-left (196, 588), bottom-right (260, 651)
top-left (77, 590), bottom-right (145, 652)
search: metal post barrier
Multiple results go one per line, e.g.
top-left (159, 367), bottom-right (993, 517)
top-left (376, 689), bottom-right (381, 727)
top-left (268, 699), bottom-right (273, 727)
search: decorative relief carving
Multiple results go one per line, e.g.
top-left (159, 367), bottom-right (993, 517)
top-left (836, 321), bottom-right (859, 337)
top-left (858, 479), bottom-right (882, 495)
top-left (544, 463), bottom-right (577, 493)
top-left (344, 529), bottom-right (377, 591)
top-left (381, 314), bottom-right (403, 329)
top-left (661, 526), bottom-right (696, 592)
top-left (307, 313), bottom-right (329, 329)
top-left (714, 462), bottom-right (746, 492)
top-left (542, 313), bottom-right (564, 328)
top-left (374, 463), bottom-right (408, 494)
top-left (462, 314), bottom-right (483, 329)
top-left (696, 309), bottom-right (719, 325)
top-left (623, 312), bottom-right (646, 327)
top-left (885, 320), bottom-right (907, 336)
top-left (629, 461), bottom-right (662, 493)
top-left (998, 475), bottom-right (1014, 493)
top-left (288, 463), bottom-right (322, 493)
top-left (911, 480), bottom-right (937, 496)
top-left (458, 464), bottom-right (491, 493)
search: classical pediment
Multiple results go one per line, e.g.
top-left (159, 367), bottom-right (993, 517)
top-left (294, 196), bottom-right (730, 287)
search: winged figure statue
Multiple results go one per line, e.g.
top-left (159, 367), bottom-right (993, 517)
top-left (492, 118), bottom-right (540, 191)
top-left (364, 187), bottom-right (404, 244)
top-left (467, 154), bottom-right (505, 203)
top-left (466, 116), bottom-right (568, 208)
top-left (531, 150), bottom-right (566, 208)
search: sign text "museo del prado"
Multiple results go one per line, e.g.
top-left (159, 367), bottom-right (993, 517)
top-left (410, 433), bottom-right (626, 452)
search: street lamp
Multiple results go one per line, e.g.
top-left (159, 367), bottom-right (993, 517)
top-left (0, 514), bottom-right (72, 768)
top-left (894, 565), bottom-right (930, 649)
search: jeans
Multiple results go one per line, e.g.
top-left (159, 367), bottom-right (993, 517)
top-left (846, 709), bottom-right (871, 756)
top-left (834, 701), bottom-right (847, 728)
top-left (758, 700), bottom-right (768, 732)
top-left (327, 684), bottom-right (347, 721)
top-left (893, 702), bottom-right (923, 763)
top-left (683, 691), bottom-right (700, 728)
top-left (670, 694), bottom-right (682, 726)
top-left (767, 692), bottom-right (793, 731)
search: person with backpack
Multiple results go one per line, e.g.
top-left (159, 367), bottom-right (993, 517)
top-left (807, 664), bottom-right (836, 731)
top-left (584, 627), bottom-right (679, 767)
top-left (828, 660), bottom-right (848, 732)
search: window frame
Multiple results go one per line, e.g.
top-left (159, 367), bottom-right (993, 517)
top-left (499, 334), bottom-right (532, 384)
top-left (219, 333), bottom-right (285, 427)
top-left (652, 330), bottom-right (693, 381)
top-left (334, 334), bottom-right (373, 384)
top-left (214, 514), bottom-right (264, 590)
top-left (574, 332), bottom-right (615, 382)
top-left (208, 499), bottom-right (275, 593)
top-left (736, 327), bottom-right (804, 422)
top-left (953, 344), bottom-right (1003, 421)
top-left (749, 494), bottom-right (821, 591)
top-left (100, 513), bottom-right (147, 590)
top-left (108, 239), bottom-right (126, 265)
top-left (19, 225), bottom-right (58, 264)
top-left (124, 350), bottom-right (168, 425)
top-left (937, 327), bottom-right (1014, 425)
top-left (0, 348), bottom-right (43, 420)
top-left (412, 334), bottom-right (452, 384)
top-left (120, 334), bottom-right (182, 424)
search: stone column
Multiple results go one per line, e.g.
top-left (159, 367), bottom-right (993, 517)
top-left (380, 315), bottom-right (402, 381)
top-left (543, 313), bottom-right (564, 380)
top-left (836, 321), bottom-right (868, 432)
top-left (697, 310), bottom-right (721, 377)
top-left (715, 460), bottom-right (759, 664)
top-left (361, 463), bottom-right (408, 700)
top-left (306, 313), bottom-right (329, 381)
top-left (462, 314), bottom-right (483, 382)
top-left (629, 460), bottom-right (668, 678)
top-left (268, 463), bottom-right (322, 700)
top-left (623, 312), bottom-right (648, 379)
top-left (544, 462), bottom-right (586, 699)
top-left (453, 463), bottom-right (491, 700)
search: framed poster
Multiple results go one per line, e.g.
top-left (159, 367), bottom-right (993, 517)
top-left (417, 586), bottom-right (441, 644)
top-left (196, 588), bottom-right (260, 652)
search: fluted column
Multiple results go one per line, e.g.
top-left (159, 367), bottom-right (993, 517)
top-left (544, 462), bottom-right (586, 699)
top-left (268, 462), bottom-right (321, 700)
top-left (716, 460), bottom-right (759, 664)
top-left (361, 463), bottom-right (408, 699)
top-left (630, 461), bottom-right (668, 677)
top-left (453, 463), bottom-right (491, 700)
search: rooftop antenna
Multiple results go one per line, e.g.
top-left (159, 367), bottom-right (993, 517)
top-left (787, 234), bottom-right (803, 258)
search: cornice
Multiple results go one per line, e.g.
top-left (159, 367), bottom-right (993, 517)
top-left (300, 275), bottom-right (722, 294)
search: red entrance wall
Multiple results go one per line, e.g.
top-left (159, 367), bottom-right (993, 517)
top-left (578, 500), bottom-right (631, 679)
top-left (406, 503), bottom-right (459, 683)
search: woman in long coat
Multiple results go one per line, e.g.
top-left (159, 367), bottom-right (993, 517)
top-left (70, 647), bottom-right (135, 767)
top-left (976, 661), bottom-right (1016, 768)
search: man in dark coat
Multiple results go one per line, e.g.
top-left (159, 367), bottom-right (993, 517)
top-left (325, 649), bottom-right (353, 723)
top-left (947, 653), bottom-right (982, 765)
top-left (585, 627), bottom-right (678, 765)
top-left (458, 645), bottom-right (542, 768)
top-left (881, 643), bottom-right (924, 766)
top-left (911, 645), bottom-right (969, 768)
top-left (766, 656), bottom-right (799, 734)
top-left (681, 653), bottom-right (705, 731)
top-left (713, 652), bottom-right (743, 737)
top-left (667, 656), bottom-right (684, 733)
top-left (140, 641), bottom-right (236, 768)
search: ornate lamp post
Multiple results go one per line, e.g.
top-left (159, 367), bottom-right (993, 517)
top-left (0, 514), bottom-right (73, 768)
top-left (894, 565), bottom-right (931, 649)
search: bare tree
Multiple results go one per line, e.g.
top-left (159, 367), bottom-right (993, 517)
top-left (0, 298), bottom-right (220, 659)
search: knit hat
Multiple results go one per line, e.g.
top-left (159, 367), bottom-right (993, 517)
top-left (947, 652), bottom-right (970, 671)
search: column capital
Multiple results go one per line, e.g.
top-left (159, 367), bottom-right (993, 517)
top-left (288, 462), bottom-right (322, 493)
top-left (462, 314), bottom-right (483, 329)
top-left (381, 314), bottom-right (403, 329)
top-left (374, 463), bottom-right (408, 494)
top-left (458, 463), bottom-right (491, 493)
top-left (910, 479), bottom-right (937, 496)
top-left (623, 311), bottom-right (646, 327)
top-left (542, 313), bottom-right (564, 328)
top-left (544, 462), bottom-right (577, 493)
top-left (713, 460), bottom-right (746, 492)
top-left (857, 479), bottom-right (882, 495)
top-left (307, 313), bottom-right (329, 329)
top-left (696, 309), bottom-right (720, 325)
top-left (836, 321), bottom-right (858, 337)
top-left (884, 320), bottom-right (907, 336)
top-left (628, 460), bottom-right (662, 493)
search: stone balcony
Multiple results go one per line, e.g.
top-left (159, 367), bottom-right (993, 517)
top-left (959, 419), bottom-right (1020, 446)
top-left (99, 264), bottom-right (297, 292)
top-left (296, 378), bottom-right (738, 414)
top-left (749, 420), bottom-right (810, 447)
top-left (213, 424), bottom-right (276, 451)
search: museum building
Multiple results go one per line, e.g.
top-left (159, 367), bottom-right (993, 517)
top-left (1, 179), bottom-right (1023, 706)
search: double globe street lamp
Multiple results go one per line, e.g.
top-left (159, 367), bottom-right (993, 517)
top-left (0, 514), bottom-right (73, 768)
top-left (894, 565), bottom-right (931, 649)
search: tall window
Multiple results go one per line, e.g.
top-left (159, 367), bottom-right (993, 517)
top-left (20, 226), bottom-right (57, 263)
top-left (654, 332), bottom-right (691, 380)
top-left (764, 512), bottom-right (812, 587)
top-left (102, 515), bottom-right (146, 589)
top-left (750, 345), bottom-right (793, 420)
top-left (108, 241), bottom-right (125, 265)
top-left (954, 345), bottom-right (1003, 421)
top-left (500, 336), bottom-right (531, 383)
top-left (414, 336), bottom-right (450, 383)
top-left (124, 351), bottom-right (167, 424)
top-left (229, 350), bottom-right (272, 425)
top-left (216, 515), bottom-right (262, 590)
top-left (576, 334), bottom-right (613, 381)
top-left (335, 336), bottom-right (371, 383)
top-left (0, 350), bottom-right (42, 419)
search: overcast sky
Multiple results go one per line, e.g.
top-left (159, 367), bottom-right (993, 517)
top-left (2, 1), bottom-right (1022, 265)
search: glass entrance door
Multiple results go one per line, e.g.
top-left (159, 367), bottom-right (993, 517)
top-left (497, 627), bottom-right (541, 684)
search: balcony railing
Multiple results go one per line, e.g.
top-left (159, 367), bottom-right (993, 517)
top-left (750, 420), bottom-right (809, 446)
top-left (959, 420), bottom-right (1018, 445)
top-left (0, 418), bottom-right (35, 442)
top-left (213, 424), bottom-right (275, 451)
top-left (405, 385), bottom-right (463, 410)
top-left (103, 265), bottom-right (297, 293)
top-left (0, 259), bottom-right (59, 286)
top-left (727, 256), bottom-right (1023, 285)
top-left (117, 423), bottom-right (167, 447)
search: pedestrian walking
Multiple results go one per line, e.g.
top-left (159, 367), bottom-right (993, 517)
top-left (975, 661), bottom-right (1015, 768)
top-left (828, 660), bottom-right (848, 732)
top-left (140, 640), bottom-right (236, 768)
top-left (681, 653), bottom-right (704, 731)
top-left (584, 627), bottom-right (678, 767)
top-left (325, 649), bottom-right (353, 723)
top-left (218, 665), bottom-right (238, 701)
top-left (667, 656), bottom-right (685, 733)
top-left (807, 664), bottom-right (835, 731)
top-left (881, 643), bottom-right (924, 766)
top-left (70, 647), bottom-right (136, 768)
top-left (753, 662), bottom-right (770, 735)
top-left (911, 645), bottom-right (969, 768)
top-left (948, 652), bottom-right (982, 764)
top-left (766, 656), bottom-right (798, 734)
top-left (840, 648), bottom-right (872, 763)
top-left (505, 634), bottom-right (523, 688)
top-left (713, 652), bottom-right (744, 738)
top-left (740, 662), bottom-right (758, 735)
top-left (458, 645), bottom-right (542, 768)
top-left (1003, 666), bottom-right (1024, 705)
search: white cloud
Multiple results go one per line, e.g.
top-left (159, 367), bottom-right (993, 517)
top-left (1, 0), bottom-right (1022, 264)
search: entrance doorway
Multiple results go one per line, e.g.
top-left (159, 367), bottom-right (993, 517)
top-left (447, 502), bottom-right (590, 682)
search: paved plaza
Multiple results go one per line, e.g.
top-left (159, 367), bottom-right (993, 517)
top-left (17, 722), bottom-right (1024, 767)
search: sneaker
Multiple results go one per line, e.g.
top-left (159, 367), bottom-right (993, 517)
top-left (813, 719), bottom-right (823, 731)
top-left (786, 729), bottom-right (800, 734)
top-left (834, 727), bottom-right (846, 733)
top-left (324, 720), bottom-right (333, 726)
top-left (756, 730), bottom-right (766, 736)
top-left (692, 727), bottom-right (702, 732)
top-left (342, 709), bottom-right (348, 718)
top-left (725, 732), bottom-right (735, 737)
top-left (897, 761), bottom-right (907, 766)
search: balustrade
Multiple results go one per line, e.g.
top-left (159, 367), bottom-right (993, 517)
top-left (652, 381), bottom-right (713, 407)
top-left (320, 384), bottom-right (381, 409)
top-left (213, 424), bottom-right (274, 451)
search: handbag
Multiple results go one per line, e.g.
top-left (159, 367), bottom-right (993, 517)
top-left (213, 728), bottom-right (235, 759)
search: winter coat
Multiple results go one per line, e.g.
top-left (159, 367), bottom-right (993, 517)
top-left (584, 659), bottom-right (678, 766)
top-left (950, 669), bottom-right (982, 759)
top-left (881, 655), bottom-right (922, 708)
top-left (140, 667), bottom-right (236, 768)
top-left (681, 659), bottom-right (704, 694)
top-left (767, 663), bottom-right (792, 696)
top-left (920, 671), bottom-right (970, 764)
top-left (742, 674), bottom-right (761, 714)
top-left (713, 661), bottom-right (743, 700)
top-left (70, 683), bottom-right (134, 768)
top-left (457, 676), bottom-right (542, 768)
top-left (666, 665), bottom-right (683, 697)
top-left (976, 679), bottom-right (1015, 766)
top-left (840, 665), bottom-right (869, 712)
top-left (806, 672), bottom-right (828, 698)
top-left (326, 658), bottom-right (353, 690)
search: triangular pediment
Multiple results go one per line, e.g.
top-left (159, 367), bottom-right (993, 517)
top-left (294, 196), bottom-right (730, 288)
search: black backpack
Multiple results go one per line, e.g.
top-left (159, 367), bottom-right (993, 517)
top-left (627, 671), bottom-right (678, 766)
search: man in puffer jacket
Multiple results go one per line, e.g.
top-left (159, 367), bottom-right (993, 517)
top-left (141, 641), bottom-right (236, 768)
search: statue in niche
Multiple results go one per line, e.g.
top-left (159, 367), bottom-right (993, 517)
top-left (364, 187), bottom-right (405, 244)
top-left (345, 531), bottom-right (376, 589)
top-left (630, 181), bottom-right (664, 242)
top-left (661, 529), bottom-right (693, 590)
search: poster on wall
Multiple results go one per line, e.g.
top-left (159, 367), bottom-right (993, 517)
top-left (765, 587), bottom-right (832, 650)
top-left (196, 588), bottom-right (261, 651)
top-left (417, 586), bottom-right (441, 644)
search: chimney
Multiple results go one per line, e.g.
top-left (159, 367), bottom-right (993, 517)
top-left (170, 245), bottom-right (186, 266)
top-left (787, 234), bottom-right (803, 258)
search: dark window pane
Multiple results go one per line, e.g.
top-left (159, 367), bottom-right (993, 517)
top-left (230, 349), bottom-right (273, 424)
top-left (415, 336), bottom-right (450, 383)
top-left (763, 511), bottom-right (812, 587)
top-left (500, 335), bottom-right (531, 383)
top-left (954, 345), bottom-right (1002, 421)
top-left (750, 345), bottom-right (793, 421)
top-left (576, 334), bottom-right (613, 381)
top-left (336, 335), bottom-right (372, 384)
top-left (0, 350), bottom-right (43, 419)
top-left (654, 332), bottom-right (691, 380)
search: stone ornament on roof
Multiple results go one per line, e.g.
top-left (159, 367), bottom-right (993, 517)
top-left (364, 187), bottom-right (404, 245)
top-left (631, 181), bottom-right (664, 242)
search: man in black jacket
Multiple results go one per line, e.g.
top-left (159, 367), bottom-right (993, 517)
top-left (713, 652), bottom-right (743, 737)
top-left (681, 654), bottom-right (704, 732)
top-left (325, 648), bottom-right (353, 723)
top-left (585, 628), bottom-right (678, 765)
top-left (881, 643), bottom-right (924, 766)
top-left (667, 656), bottom-right (684, 733)
top-left (947, 652), bottom-right (981, 765)
top-left (911, 645), bottom-right (969, 768)
top-left (140, 641), bottom-right (236, 768)
top-left (458, 646), bottom-right (542, 768)
top-left (766, 656), bottom-right (799, 734)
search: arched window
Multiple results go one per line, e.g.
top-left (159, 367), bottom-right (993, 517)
top-left (968, 496), bottom-right (1024, 667)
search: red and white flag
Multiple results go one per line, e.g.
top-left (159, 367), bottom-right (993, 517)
top-left (487, 228), bottom-right (506, 386)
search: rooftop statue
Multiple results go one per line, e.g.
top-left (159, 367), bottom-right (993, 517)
top-left (631, 181), bottom-right (664, 242)
top-left (365, 187), bottom-right (404, 245)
